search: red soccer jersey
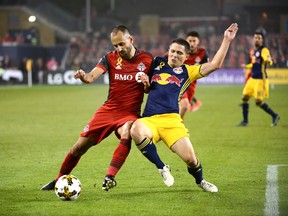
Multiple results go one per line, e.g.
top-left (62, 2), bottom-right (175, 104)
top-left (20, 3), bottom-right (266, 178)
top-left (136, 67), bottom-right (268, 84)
top-left (185, 47), bottom-right (208, 65)
top-left (182, 48), bottom-right (208, 101)
top-left (97, 49), bottom-right (153, 115)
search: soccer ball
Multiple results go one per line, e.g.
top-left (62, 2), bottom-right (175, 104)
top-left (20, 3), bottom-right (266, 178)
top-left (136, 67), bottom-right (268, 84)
top-left (54, 175), bottom-right (81, 201)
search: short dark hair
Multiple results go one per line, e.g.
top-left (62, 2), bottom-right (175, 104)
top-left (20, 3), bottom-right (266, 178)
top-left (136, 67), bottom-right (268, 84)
top-left (254, 31), bottom-right (264, 39)
top-left (111, 25), bottom-right (131, 36)
top-left (171, 38), bottom-right (190, 53)
top-left (254, 31), bottom-right (265, 46)
top-left (186, 31), bottom-right (200, 38)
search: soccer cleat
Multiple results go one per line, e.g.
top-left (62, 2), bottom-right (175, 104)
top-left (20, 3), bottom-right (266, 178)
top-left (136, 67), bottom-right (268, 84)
top-left (40, 180), bottom-right (56, 190)
top-left (102, 176), bottom-right (117, 191)
top-left (198, 179), bottom-right (218, 192)
top-left (189, 100), bottom-right (202, 112)
top-left (158, 164), bottom-right (174, 187)
top-left (237, 121), bottom-right (248, 127)
top-left (271, 115), bottom-right (280, 127)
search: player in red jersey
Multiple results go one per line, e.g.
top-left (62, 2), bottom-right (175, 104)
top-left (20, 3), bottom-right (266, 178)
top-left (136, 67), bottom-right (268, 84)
top-left (242, 48), bottom-right (254, 84)
top-left (179, 31), bottom-right (208, 120)
top-left (41, 25), bottom-right (153, 191)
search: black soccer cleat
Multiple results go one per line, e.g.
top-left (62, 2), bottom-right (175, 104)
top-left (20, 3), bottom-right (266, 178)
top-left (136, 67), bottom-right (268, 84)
top-left (237, 121), bottom-right (249, 127)
top-left (40, 180), bottom-right (56, 190)
top-left (102, 176), bottom-right (117, 191)
top-left (271, 115), bottom-right (280, 127)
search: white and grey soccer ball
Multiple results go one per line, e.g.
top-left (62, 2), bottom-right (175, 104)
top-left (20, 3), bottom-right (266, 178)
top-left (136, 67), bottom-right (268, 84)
top-left (54, 175), bottom-right (81, 201)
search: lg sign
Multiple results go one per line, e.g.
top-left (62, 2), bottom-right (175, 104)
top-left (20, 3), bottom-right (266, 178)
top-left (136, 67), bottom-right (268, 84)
top-left (47, 70), bottom-right (84, 85)
top-left (46, 70), bottom-right (144, 85)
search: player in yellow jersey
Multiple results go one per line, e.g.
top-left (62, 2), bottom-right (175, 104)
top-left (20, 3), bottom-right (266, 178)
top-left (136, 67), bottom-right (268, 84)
top-left (130, 23), bottom-right (238, 192)
top-left (238, 31), bottom-right (280, 127)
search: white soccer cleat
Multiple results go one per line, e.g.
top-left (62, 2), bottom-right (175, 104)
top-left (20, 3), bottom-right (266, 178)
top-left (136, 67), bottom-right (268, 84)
top-left (158, 164), bottom-right (174, 187)
top-left (198, 179), bottom-right (218, 192)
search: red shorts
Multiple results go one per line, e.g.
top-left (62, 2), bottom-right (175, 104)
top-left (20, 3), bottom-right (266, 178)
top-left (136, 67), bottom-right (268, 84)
top-left (80, 105), bottom-right (140, 145)
top-left (182, 80), bottom-right (197, 102)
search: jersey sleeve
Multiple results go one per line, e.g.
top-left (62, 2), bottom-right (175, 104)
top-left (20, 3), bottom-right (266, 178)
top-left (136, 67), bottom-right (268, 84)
top-left (185, 64), bottom-right (203, 81)
top-left (245, 63), bottom-right (253, 69)
top-left (148, 57), bottom-right (158, 80)
top-left (96, 54), bottom-right (109, 73)
top-left (261, 47), bottom-right (273, 66)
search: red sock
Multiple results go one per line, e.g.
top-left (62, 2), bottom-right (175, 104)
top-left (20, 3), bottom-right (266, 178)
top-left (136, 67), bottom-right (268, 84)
top-left (106, 138), bottom-right (131, 177)
top-left (56, 151), bottom-right (80, 180)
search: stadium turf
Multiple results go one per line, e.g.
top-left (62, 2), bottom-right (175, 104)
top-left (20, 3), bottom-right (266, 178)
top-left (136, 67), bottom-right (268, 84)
top-left (0, 84), bottom-right (287, 216)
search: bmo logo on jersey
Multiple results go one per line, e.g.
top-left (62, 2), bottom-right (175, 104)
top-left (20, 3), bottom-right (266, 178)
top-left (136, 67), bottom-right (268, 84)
top-left (114, 73), bottom-right (134, 81)
top-left (114, 62), bottom-right (146, 83)
top-left (114, 72), bottom-right (145, 83)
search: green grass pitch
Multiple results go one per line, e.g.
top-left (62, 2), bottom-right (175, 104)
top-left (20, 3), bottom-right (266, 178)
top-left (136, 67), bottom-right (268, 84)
top-left (0, 84), bottom-right (287, 216)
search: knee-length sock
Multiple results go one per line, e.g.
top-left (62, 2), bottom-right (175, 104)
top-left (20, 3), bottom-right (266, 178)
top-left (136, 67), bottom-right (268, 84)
top-left (187, 160), bottom-right (203, 184)
top-left (242, 103), bottom-right (249, 122)
top-left (56, 151), bottom-right (80, 180)
top-left (136, 137), bottom-right (165, 169)
top-left (259, 102), bottom-right (277, 117)
top-left (105, 138), bottom-right (131, 177)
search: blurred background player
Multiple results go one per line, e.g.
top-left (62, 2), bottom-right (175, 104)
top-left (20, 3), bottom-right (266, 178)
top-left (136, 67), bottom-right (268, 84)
top-left (237, 31), bottom-right (280, 127)
top-left (179, 31), bottom-right (208, 120)
top-left (40, 25), bottom-right (154, 191)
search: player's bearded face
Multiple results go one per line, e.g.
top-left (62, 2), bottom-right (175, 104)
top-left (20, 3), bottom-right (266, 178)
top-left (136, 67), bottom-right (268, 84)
top-left (111, 32), bottom-right (134, 59)
top-left (186, 36), bottom-right (199, 53)
top-left (253, 34), bottom-right (263, 48)
top-left (119, 43), bottom-right (132, 59)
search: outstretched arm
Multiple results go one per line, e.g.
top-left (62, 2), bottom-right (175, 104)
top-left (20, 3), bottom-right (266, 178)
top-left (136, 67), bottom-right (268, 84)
top-left (200, 23), bottom-right (238, 76)
top-left (74, 67), bottom-right (104, 84)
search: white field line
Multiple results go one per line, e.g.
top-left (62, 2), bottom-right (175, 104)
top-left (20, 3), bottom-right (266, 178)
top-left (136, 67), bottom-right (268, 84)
top-left (265, 164), bottom-right (288, 216)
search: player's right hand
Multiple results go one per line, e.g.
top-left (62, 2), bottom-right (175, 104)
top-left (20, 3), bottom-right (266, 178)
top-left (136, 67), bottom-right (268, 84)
top-left (74, 69), bottom-right (85, 79)
top-left (140, 74), bottom-right (150, 86)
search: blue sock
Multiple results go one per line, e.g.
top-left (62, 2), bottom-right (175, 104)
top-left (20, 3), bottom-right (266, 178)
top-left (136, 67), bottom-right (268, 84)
top-left (187, 160), bottom-right (203, 184)
top-left (242, 103), bottom-right (249, 123)
top-left (260, 103), bottom-right (277, 118)
top-left (136, 137), bottom-right (165, 169)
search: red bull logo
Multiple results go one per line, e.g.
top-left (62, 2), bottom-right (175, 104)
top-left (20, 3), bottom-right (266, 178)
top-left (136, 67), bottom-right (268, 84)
top-left (151, 73), bottom-right (184, 87)
top-left (151, 74), bottom-right (162, 82)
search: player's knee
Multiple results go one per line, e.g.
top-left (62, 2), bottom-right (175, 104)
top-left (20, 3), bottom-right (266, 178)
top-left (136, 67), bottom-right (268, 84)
top-left (183, 154), bottom-right (198, 166)
top-left (118, 121), bottom-right (133, 137)
top-left (255, 100), bottom-right (262, 106)
top-left (187, 159), bottom-right (198, 167)
top-left (130, 121), bottom-right (141, 140)
top-left (242, 96), bottom-right (249, 103)
top-left (71, 141), bottom-right (91, 156)
top-left (119, 128), bottom-right (130, 139)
